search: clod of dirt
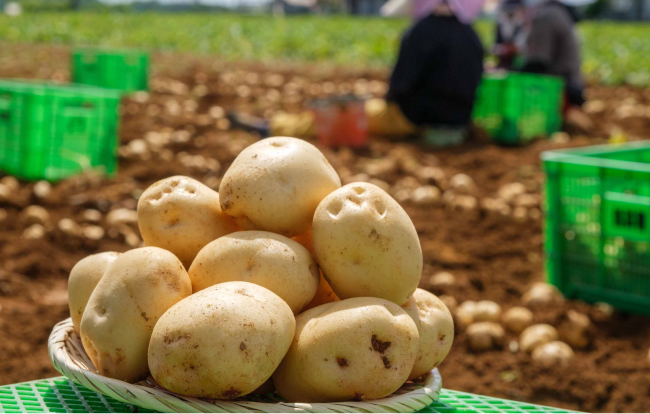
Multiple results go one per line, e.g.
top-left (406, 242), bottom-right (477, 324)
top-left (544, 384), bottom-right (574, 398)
top-left (558, 310), bottom-right (592, 349)
top-left (19, 205), bottom-right (50, 226)
top-left (473, 300), bottom-right (502, 323)
top-left (503, 307), bottom-right (534, 333)
top-left (520, 324), bottom-right (559, 353)
top-left (429, 271), bottom-right (456, 287)
top-left (466, 322), bottom-right (505, 351)
top-left (513, 206), bottom-right (528, 222)
top-left (412, 186), bottom-right (441, 206)
top-left (532, 341), bottom-right (574, 367)
top-left (0, 208), bottom-right (7, 222)
top-left (522, 283), bottom-right (565, 307)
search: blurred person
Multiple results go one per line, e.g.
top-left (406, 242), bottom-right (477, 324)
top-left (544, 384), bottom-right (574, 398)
top-left (493, 0), bottom-right (528, 69)
top-left (229, 0), bottom-right (485, 143)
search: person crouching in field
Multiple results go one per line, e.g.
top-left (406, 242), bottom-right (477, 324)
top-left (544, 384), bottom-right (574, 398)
top-left (229, 0), bottom-right (485, 144)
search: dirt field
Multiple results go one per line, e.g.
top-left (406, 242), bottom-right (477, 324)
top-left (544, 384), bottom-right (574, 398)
top-left (2, 43), bottom-right (650, 413)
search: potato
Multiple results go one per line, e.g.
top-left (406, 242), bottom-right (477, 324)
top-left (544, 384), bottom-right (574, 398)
top-left (402, 289), bottom-right (454, 380)
top-left (503, 307), bottom-right (533, 333)
top-left (80, 247), bottom-right (191, 383)
top-left (68, 252), bottom-right (120, 334)
top-left (520, 324), bottom-right (558, 353)
top-left (312, 182), bottom-right (422, 305)
top-left (148, 282), bottom-right (295, 399)
top-left (189, 231), bottom-right (319, 314)
top-left (532, 341), bottom-right (574, 367)
top-left (303, 272), bottom-right (340, 312)
top-left (466, 322), bottom-right (505, 351)
top-left (273, 297), bottom-right (419, 403)
top-left (219, 137), bottom-right (341, 237)
top-left (137, 176), bottom-right (239, 268)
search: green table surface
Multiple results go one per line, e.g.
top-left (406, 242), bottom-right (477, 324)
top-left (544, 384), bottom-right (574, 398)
top-left (0, 377), bottom-right (576, 414)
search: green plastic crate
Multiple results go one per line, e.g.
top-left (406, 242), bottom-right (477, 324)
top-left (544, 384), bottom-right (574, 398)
top-left (0, 377), bottom-right (577, 413)
top-left (543, 141), bottom-right (650, 314)
top-left (473, 73), bottom-right (564, 145)
top-left (0, 79), bottom-right (121, 181)
top-left (72, 49), bottom-right (149, 92)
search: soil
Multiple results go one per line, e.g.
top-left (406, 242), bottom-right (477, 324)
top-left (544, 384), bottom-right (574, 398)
top-left (2, 43), bottom-right (650, 413)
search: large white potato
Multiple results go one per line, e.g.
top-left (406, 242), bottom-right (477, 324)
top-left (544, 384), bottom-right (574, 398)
top-left (188, 231), bottom-right (319, 314)
top-left (219, 137), bottom-right (341, 237)
top-left (273, 297), bottom-right (419, 403)
top-left (68, 252), bottom-right (120, 334)
top-left (312, 182), bottom-right (422, 305)
top-left (80, 247), bottom-right (192, 383)
top-left (402, 289), bottom-right (454, 380)
top-left (148, 282), bottom-right (295, 399)
top-left (137, 176), bottom-right (239, 268)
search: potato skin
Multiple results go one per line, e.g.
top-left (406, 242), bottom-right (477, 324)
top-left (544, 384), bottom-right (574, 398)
top-left (68, 252), bottom-right (120, 334)
top-left (219, 137), bottom-right (341, 237)
top-left (273, 297), bottom-right (419, 403)
top-left (188, 231), bottom-right (319, 314)
top-left (402, 289), bottom-right (454, 380)
top-left (312, 182), bottom-right (422, 305)
top-left (137, 176), bottom-right (239, 268)
top-left (148, 282), bottom-right (295, 399)
top-left (80, 247), bottom-right (192, 383)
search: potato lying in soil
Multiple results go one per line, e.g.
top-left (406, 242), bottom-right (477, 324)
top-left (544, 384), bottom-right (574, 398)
top-left (137, 176), bottom-right (239, 268)
top-left (148, 282), bottom-right (295, 399)
top-left (80, 247), bottom-right (191, 383)
top-left (402, 289), bottom-right (454, 380)
top-left (273, 297), bottom-right (419, 403)
top-left (68, 252), bottom-right (120, 334)
top-left (189, 231), bottom-right (319, 314)
top-left (219, 137), bottom-right (341, 237)
top-left (312, 182), bottom-right (422, 305)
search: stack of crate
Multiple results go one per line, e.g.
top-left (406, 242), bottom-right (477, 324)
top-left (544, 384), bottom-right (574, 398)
top-left (0, 49), bottom-right (149, 181)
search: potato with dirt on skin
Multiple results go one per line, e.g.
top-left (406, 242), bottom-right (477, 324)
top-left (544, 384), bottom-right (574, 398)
top-left (312, 182), bottom-right (422, 305)
top-left (273, 297), bottom-right (419, 403)
top-left (148, 282), bottom-right (295, 399)
top-left (68, 252), bottom-right (120, 334)
top-left (80, 247), bottom-right (192, 383)
top-left (402, 289), bottom-right (454, 380)
top-left (219, 137), bottom-right (341, 237)
top-left (188, 231), bottom-right (319, 314)
top-left (137, 176), bottom-right (239, 268)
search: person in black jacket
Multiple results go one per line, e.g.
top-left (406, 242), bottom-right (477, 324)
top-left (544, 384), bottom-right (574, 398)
top-left (229, 2), bottom-right (485, 140)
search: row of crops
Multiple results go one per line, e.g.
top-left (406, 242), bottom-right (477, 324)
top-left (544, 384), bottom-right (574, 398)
top-left (0, 13), bottom-right (648, 85)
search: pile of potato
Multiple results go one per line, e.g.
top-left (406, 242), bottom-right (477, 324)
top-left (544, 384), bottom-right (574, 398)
top-left (67, 137), bottom-right (454, 403)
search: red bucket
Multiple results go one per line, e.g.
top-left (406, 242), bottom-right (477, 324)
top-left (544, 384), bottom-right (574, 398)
top-left (311, 97), bottom-right (368, 148)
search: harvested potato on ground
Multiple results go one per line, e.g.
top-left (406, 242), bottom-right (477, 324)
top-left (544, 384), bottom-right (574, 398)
top-left (520, 324), bottom-right (559, 353)
top-left (429, 271), bottom-right (455, 287)
top-left (532, 341), bottom-right (574, 367)
top-left (402, 289), bottom-right (454, 380)
top-left (454, 300), bottom-right (477, 329)
top-left (303, 272), bottom-right (340, 311)
top-left (149, 282), bottom-right (295, 399)
top-left (503, 307), bottom-right (534, 333)
top-left (466, 322), bottom-right (505, 351)
top-left (68, 252), bottom-right (120, 334)
top-left (312, 182), bottom-right (422, 305)
top-left (188, 231), bottom-right (319, 314)
top-left (522, 282), bottom-right (564, 306)
top-left (81, 247), bottom-right (191, 383)
top-left (219, 137), bottom-right (341, 237)
top-left (449, 174), bottom-right (476, 195)
top-left (558, 310), bottom-right (592, 349)
top-left (273, 297), bottom-right (419, 403)
top-left (137, 176), bottom-right (239, 268)
top-left (473, 300), bottom-right (502, 323)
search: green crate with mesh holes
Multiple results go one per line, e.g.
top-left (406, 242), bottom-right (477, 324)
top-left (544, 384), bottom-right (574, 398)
top-left (0, 79), bottom-right (121, 181)
top-left (0, 377), bottom-right (577, 413)
top-left (543, 141), bottom-right (650, 314)
top-left (473, 72), bottom-right (564, 145)
top-left (72, 49), bottom-right (149, 92)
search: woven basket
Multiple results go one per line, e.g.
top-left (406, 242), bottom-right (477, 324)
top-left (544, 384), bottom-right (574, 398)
top-left (49, 318), bottom-right (443, 413)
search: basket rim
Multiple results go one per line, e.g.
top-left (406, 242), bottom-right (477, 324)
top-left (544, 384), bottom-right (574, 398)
top-left (49, 317), bottom-right (443, 413)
